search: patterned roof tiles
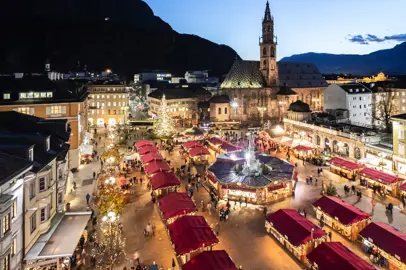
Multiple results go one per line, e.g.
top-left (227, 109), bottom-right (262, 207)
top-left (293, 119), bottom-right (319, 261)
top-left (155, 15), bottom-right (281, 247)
top-left (220, 60), bottom-right (265, 89)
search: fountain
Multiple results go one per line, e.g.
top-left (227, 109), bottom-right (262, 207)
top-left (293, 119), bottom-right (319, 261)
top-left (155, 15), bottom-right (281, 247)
top-left (242, 132), bottom-right (261, 175)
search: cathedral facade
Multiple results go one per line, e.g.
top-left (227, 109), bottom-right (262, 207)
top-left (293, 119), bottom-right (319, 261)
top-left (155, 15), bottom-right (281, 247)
top-left (220, 1), bottom-right (328, 122)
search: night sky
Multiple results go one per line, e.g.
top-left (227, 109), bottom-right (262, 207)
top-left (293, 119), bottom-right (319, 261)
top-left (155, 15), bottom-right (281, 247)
top-left (144, 0), bottom-right (406, 60)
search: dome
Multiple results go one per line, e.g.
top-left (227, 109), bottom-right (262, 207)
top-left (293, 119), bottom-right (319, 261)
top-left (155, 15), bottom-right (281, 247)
top-left (288, 100), bottom-right (311, 112)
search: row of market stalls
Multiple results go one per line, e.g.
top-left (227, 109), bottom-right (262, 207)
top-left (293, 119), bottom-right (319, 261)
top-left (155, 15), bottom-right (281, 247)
top-left (207, 136), bottom-right (242, 153)
top-left (330, 157), bottom-right (405, 197)
top-left (182, 140), bottom-right (210, 164)
top-left (135, 139), bottom-right (238, 269)
top-left (265, 208), bottom-right (375, 269)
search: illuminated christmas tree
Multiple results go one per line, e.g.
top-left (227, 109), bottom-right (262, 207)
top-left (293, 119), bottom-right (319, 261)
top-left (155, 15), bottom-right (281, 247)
top-left (155, 94), bottom-right (176, 137)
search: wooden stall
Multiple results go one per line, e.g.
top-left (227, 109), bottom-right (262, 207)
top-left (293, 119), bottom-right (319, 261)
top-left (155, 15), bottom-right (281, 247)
top-left (358, 167), bottom-right (404, 197)
top-left (329, 157), bottom-right (363, 180)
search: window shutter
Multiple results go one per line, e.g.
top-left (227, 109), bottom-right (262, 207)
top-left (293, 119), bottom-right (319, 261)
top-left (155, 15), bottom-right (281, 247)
top-left (46, 107), bottom-right (51, 115)
top-left (61, 106), bottom-right (66, 114)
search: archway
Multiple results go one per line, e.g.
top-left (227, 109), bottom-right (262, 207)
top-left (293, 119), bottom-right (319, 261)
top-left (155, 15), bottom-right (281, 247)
top-left (97, 118), bottom-right (104, 127)
top-left (343, 143), bottom-right (349, 157)
top-left (324, 138), bottom-right (330, 153)
top-left (354, 147), bottom-right (361, 160)
top-left (332, 140), bottom-right (338, 153)
top-left (316, 135), bottom-right (321, 146)
top-left (88, 118), bottom-right (94, 126)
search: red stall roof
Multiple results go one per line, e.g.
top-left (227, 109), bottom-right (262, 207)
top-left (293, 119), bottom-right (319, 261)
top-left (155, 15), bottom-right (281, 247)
top-left (307, 242), bottom-right (374, 270)
top-left (268, 183), bottom-right (286, 192)
top-left (219, 143), bottom-right (241, 152)
top-left (266, 209), bottom-right (326, 246)
top-left (208, 137), bottom-right (224, 145)
top-left (330, 157), bottom-right (363, 171)
top-left (182, 250), bottom-right (238, 270)
top-left (189, 147), bottom-right (210, 157)
top-left (141, 152), bottom-right (163, 164)
top-left (144, 160), bottom-right (170, 175)
top-left (207, 173), bottom-right (217, 184)
top-left (138, 146), bottom-right (159, 156)
top-left (312, 196), bottom-right (370, 225)
top-left (360, 222), bottom-right (406, 263)
top-left (400, 182), bottom-right (406, 192)
top-left (359, 167), bottom-right (403, 185)
top-left (157, 192), bottom-right (197, 220)
top-left (167, 216), bottom-right (219, 256)
top-left (149, 171), bottom-right (180, 190)
top-left (183, 141), bottom-right (203, 150)
top-left (135, 140), bottom-right (154, 148)
top-left (294, 145), bottom-right (313, 151)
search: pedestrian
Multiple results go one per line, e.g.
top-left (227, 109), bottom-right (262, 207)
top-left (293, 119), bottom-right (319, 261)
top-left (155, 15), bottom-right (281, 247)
top-left (245, 197), bottom-right (248, 207)
top-left (263, 206), bottom-right (267, 217)
top-left (79, 235), bottom-right (85, 250)
top-left (93, 171), bottom-right (96, 179)
top-left (85, 193), bottom-right (91, 205)
top-left (214, 222), bottom-right (220, 236)
top-left (207, 202), bottom-right (212, 215)
top-left (371, 197), bottom-right (376, 213)
top-left (328, 231), bottom-right (332, 242)
top-left (303, 208), bottom-right (307, 218)
top-left (172, 258), bottom-right (176, 270)
top-left (151, 222), bottom-right (156, 236)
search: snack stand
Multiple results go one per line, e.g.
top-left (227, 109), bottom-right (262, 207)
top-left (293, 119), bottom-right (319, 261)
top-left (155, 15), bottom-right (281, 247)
top-left (358, 167), bottom-right (404, 197)
top-left (157, 192), bottom-right (197, 224)
top-left (181, 250), bottom-right (237, 270)
top-left (312, 196), bottom-right (371, 240)
top-left (329, 157), bottom-right (363, 180)
top-left (149, 171), bottom-right (180, 196)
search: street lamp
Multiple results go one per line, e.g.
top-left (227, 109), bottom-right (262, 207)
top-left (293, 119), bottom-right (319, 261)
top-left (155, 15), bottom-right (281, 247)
top-left (257, 106), bottom-right (267, 125)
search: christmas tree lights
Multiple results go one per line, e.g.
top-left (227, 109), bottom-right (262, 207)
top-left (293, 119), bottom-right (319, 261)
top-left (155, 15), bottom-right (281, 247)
top-left (155, 95), bottom-right (176, 138)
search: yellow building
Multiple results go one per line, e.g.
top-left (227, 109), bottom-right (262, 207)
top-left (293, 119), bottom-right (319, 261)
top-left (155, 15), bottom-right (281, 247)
top-left (392, 114), bottom-right (406, 175)
top-left (0, 74), bottom-right (88, 169)
top-left (87, 82), bottom-right (129, 127)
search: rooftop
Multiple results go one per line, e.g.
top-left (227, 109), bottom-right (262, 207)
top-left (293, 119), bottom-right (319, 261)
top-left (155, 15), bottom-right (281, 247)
top-left (0, 152), bottom-right (33, 186)
top-left (148, 86), bottom-right (212, 100)
top-left (337, 83), bottom-right (371, 94)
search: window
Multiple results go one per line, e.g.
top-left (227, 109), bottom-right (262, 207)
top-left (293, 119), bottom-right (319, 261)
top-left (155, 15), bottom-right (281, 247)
top-left (34, 92), bottom-right (40, 98)
top-left (262, 47), bottom-right (267, 56)
top-left (3, 93), bottom-right (10, 100)
top-left (97, 102), bottom-right (100, 108)
top-left (113, 102), bottom-right (116, 106)
top-left (30, 212), bottom-right (37, 233)
top-left (46, 138), bottom-right (50, 151)
top-left (403, 99), bottom-right (406, 103)
top-left (40, 92), bottom-right (47, 98)
top-left (403, 92), bottom-right (405, 96)
top-left (46, 92), bottom-right (53, 98)
top-left (58, 192), bottom-right (63, 205)
top-left (19, 93), bottom-right (27, 99)
top-left (403, 107), bottom-right (405, 111)
top-left (364, 104), bottom-right (366, 108)
top-left (11, 238), bottom-right (16, 257)
top-left (218, 107), bottom-right (221, 115)
top-left (15, 107), bottom-right (34, 115)
top-left (225, 107), bottom-right (228, 114)
top-left (101, 110), bottom-right (105, 115)
top-left (47, 105), bottom-right (63, 114)
top-left (118, 102), bottom-right (121, 106)
top-left (91, 102), bottom-right (95, 107)
top-left (399, 129), bottom-right (405, 140)
top-left (3, 254), bottom-right (9, 270)
top-left (113, 95), bottom-right (117, 99)
top-left (28, 148), bottom-right (34, 161)
top-left (359, 97), bottom-right (362, 100)
top-left (11, 200), bottom-right (17, 219)
top-left (271, 47), bottom-right (275, 57)
top-left (40, 208), bottom-right (47, 223)
top-left (107, 102), bottom-right (111, 106)
top-left (39, 177), bottom-right (47, 192)
top-left (108, 110), bottom-right (110, 115)
top-left (2, 213), bottom-right (10, 234)
top-left (97, 95), bottom-right (100, 99)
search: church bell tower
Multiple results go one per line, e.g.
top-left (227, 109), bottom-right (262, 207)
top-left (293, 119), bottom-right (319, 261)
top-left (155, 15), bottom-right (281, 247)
top-left (259, 1), bottom-right (278, 87)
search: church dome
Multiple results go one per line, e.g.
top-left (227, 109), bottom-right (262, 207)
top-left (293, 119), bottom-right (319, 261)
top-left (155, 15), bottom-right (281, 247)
top-left (288, 100), bottom-right (311, 112)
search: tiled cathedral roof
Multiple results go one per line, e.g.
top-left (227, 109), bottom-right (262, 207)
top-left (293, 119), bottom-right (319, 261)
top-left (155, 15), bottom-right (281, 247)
top-left (220, 60), bottom-right (265, 89)
top-left (278, 62), bottom-right (328, 88)
top-left (221, 60), bottom-right (328, 89)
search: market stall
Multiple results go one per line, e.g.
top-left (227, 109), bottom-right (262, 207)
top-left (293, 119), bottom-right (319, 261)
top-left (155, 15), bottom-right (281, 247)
top-left (144, 160), bottom-right (171, 176)
top-left (183, 126), bottom-right (206, 138)
top-left (138, 145), bottom-right (159, 156)
top-left (141, 152), bottom-right (163, 164)
top-left (79, 144), bottom-right (93, 164)
top-left (358, 167), bottom-right (404, 196)
top-left (306, 242), bottom-right (374, 270)
top-left (329, 157), bottom-right (363, 180)
top-left (157, 192), bottom-right (197, 224)
top-left (167, 216), bottom-right (219, 264)
top-left (181, 250), bottom-right (237, 270)
top-left (183, 140), bottom-right (203, 150)
top-left (399, 183), bottom-right (406, 197)
top-left (293, 145), bottom-right (314, 159)
top-left (265, 209), bottom-right (328, 262)
top-left (135, 139), bottom-right (154, 148)
top-left (359, 222), bottom-right (406, 270)
top-left (207, 137), bottom-right (241, 153)
top-left (312, 196), bottom-right (370, 240)
top-left (188, 146), bottom-right (210, 164)
top-left (149, 171), bottom-right (181, 195)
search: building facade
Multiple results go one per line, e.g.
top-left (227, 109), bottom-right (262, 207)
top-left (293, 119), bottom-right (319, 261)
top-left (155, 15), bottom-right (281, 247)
top-left (392, 114), bottom-right (406, 175)
top-left (0, 74), bottom-right (88, 169)
top-left (219, 1), bottom-right (327, 123)
top-left (87, 82), bottom-right (129, 127)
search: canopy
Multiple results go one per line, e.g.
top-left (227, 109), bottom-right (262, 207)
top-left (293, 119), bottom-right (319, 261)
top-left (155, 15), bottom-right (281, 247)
top-left (312, 196), bottom-right (370, 225)
top-left (149, 171), bottom-right (180, 190)
top-left (307, 242), bottom-right (374, 270)
top-left (400, 182), bottom-right (406, 192)
top-left (266, 209), bottom-right (326, 246)
top-left (359, 222), bottom-right (406, 263)
top-left (208, 137), bottom-right (224, 145)
top-left (219, 142), bottom-right (241, 152)
top-left (182, 250), bottom-right (237, 270)
top-left (157, 192), bottom-right (197, 220)
top-left (330, 157), bottom-right (363, 171)
top-left (145, 160), bottom-right (170, 175)
top-left (189, 147), bottom-right (210, 157)
top-left (141, 152), bottom-right (163, 164)
top-left (25, 212), bottom-right (91, 261)
top-left (294, 145), bottom-right (313, 152)
top-left (359, 167), bottom-right (403, 185)
top-left (184, 126), bottom-right (206, 136)
top-left (135, 140), bottom-right (154, 148)
top-left (183, 141), bottom-right (203, 150)
top-left (138, 146), bottom-right (159, 156)
top-left (167, 216), bottom-right (219, 255)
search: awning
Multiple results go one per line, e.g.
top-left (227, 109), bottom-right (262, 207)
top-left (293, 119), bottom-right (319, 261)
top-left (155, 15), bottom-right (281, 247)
top-left (141, 152), bottom-right (163, 164)
top-left (312, 196), bottom-right (370, 225)
top-left (359, 222), bottom-right (406, 264)
top-left (25, 212), bottom-right (91, 261)
top-left (167, 216), bottom-right (219, 256)
top-left (400, 182), bottom-right (406, 192)
top-left (266, 209), bottom-right (326, 246)
top-left (145, 160), bottom-right (170, 175)
top-left (149, 171), bottom-right (180, 190)
top-left (294, 145), bottom-right (313, 152)
top-left (189, 147), bottom-right (210, 157)
top-left (330, 157), bottom-right (363, 171)
top-left (157, 192), bottom-right (197, 220)
top-left (138, 146), bottom-right (159, 156)
top-left (208, 137), bottom-right (224, 146)
top-left (219, 142), bottom-right (241, 152)
top-left (359, 167), bottom-right (403, 185)
top-left (182, 250), bottom-right (237, 270)
top-left (135, 140), bottom-right (154, 148)
top-left (183, 141), bottom-right (203, 150)
top-left (307, 242), bottom-right (374, 270)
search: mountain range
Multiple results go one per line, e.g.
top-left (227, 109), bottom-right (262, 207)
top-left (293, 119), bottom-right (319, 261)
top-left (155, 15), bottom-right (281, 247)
top-left (280, 42), bottom-right (406, 75)
top-left (0, 0), bottom-right (239, 79)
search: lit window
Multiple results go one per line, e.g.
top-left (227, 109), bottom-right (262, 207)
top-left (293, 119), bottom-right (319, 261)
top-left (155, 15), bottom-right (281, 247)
top-left (19, 93), bottom-right (27, 99)
top-left (118, 102), bottom-right (121, 106)
top-left (3, 254), bottom-right (9, 270)
top-left (113, 95), bottom-right (116, 99)
top-left (2, 213), bottom-right (10, 234)
top-left (108, 102), bottom-right (111, 106)
top-left (97, 95), bottom-right (100, 99)
top-left (34, 92), bottom-right (40, 98)
top-left (40, 208), bottom-right (47, 223)
top-left (403, 107), bottom-right (405, 111)
top-left (39, 177), bottom-right (46, 192)
top-left (107, 95), bottom-right (110, 99)
top-left (102, 95), bottom-right (105, 98)
top-left (11, 200), bottom-right (17, 219)
top-left (91, 110), bottom-right (95, 115)
top-left (3, 93), bottom-right (10, 100)
top-left (91, 102), bottom-right (95, 106)
top-left (97, 102), bottom-right (100, 108)
top-left (101, 110), bottom-right (105, 115)
top-left (30, 212), bottom-right (37, 232)
top-left (403, 92), bottom-right (405, 96)
top-left (15, 107), bottom-right (34, 115)
top-left (403, 99), bottom-right (405, 103)
top-left (49, 106), bottom-right (62, 114)
top-left (113, 102), bottom-right (116, 106)
top-left (11, 238), bottom-right (16, 257)
top-left (40, 92), bottom-right (47, 98)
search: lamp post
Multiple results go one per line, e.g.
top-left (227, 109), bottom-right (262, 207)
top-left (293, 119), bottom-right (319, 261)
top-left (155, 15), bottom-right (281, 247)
top-left (257, 106), bottom-right (267, 125)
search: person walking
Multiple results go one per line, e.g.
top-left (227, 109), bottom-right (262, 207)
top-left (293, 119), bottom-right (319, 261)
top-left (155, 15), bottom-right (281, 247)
top-left (328, 231), bottom-right (332, 242)
top-left (207, 202), bottom-right (212, 215)
top-left (214, 223), bottom-right (220, 236)
top-left (93, 171), bottom-right (96, 179)
top-left (172, 258), bottom-right (176, 270)
top-left (86, 193), bottom-right (91, 205)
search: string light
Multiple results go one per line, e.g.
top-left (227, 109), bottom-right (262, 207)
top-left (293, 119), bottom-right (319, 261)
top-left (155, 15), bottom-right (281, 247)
top-left (155, 94), bottom-right (176, 137)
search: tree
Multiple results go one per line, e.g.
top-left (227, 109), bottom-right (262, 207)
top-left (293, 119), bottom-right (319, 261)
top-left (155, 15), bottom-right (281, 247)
top-left (372, 83), bottom-right (398, 134)
top-left (326, 182), bottom-right (337, 196)
top-left (97, 182), bottom-right (125, 216)
top-left (155, 94), bottom-right (176, 137)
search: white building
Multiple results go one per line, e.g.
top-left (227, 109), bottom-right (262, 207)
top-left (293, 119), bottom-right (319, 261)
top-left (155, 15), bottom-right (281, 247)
top-left (185, 70), bottom-right (219, 86)
top-left (324, 83), bottom-right (373, 127)
top-left (134, 71), bottom-right (172, 84)
top-left (0, 153), bottom-right (33, 270)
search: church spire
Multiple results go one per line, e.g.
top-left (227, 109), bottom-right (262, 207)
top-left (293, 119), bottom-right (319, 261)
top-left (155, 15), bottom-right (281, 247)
top-left (263, 1), bottom-right (272, 23)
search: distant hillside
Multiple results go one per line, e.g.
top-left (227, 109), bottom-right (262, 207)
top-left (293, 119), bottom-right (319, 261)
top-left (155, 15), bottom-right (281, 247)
top-left (0, 0), bottom-right (240, 79)
top-left (280, 42), bottom-right (406, 75)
